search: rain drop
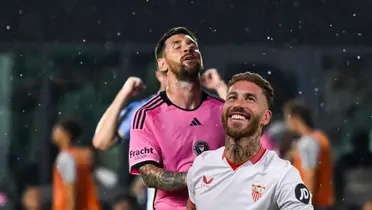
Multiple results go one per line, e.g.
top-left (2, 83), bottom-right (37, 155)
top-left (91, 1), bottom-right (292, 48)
top-left (5, 25), bottom-right (10, 30)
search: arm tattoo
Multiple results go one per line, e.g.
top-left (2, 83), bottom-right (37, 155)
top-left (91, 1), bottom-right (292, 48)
top-left (139, 164), bottom-right (187, 191)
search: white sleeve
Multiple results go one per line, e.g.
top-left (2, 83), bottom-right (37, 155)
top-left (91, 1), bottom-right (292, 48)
top-left (275, 166), bottom-right (314, 210)
top-left (56, 152), bottom-right (77, 183)
top-left (187, 164), bottom-right (196, 204)
top-left (298, 136), bottom-right (320, 169)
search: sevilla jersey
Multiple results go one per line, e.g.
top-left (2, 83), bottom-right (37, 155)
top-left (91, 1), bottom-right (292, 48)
top-left (187, 147), bottom-right (314, 210)
top-left (128, 90), bottom-right (225, 210)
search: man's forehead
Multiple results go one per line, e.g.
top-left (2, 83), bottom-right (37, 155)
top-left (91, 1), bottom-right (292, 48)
top-left (228, 81), bottom-right (263, 94)
top-left (165, 34), bottom-right (197, 45)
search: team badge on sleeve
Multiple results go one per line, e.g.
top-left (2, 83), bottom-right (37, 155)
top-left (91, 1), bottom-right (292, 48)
top-left (252, 184), bottom-right (266, 202)
top-left (193, 140), bottom-right (209, 155)
top-left (295, 183), bottom-right (310, 204)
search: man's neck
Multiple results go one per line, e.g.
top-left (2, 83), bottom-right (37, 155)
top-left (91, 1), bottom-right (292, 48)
top-left (166, 79), bottom-right (202, 109)
top-left (224, 135), bottom-right (262, 165)
top-left (297, 124), bottom-right (312, 135)
top-left (59, 142), bottom-right (71, 150)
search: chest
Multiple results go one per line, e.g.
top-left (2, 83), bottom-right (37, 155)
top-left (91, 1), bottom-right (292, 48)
top-left (194, 168), bottom-right (278, 210)
top-left (153, 108), bottom-right (225, 159)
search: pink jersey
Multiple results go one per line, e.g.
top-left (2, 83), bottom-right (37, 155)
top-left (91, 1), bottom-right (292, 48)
top-left (129, 90), bottom-right (225, 210)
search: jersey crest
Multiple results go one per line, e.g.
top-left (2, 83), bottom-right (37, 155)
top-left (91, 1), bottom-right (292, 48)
top-left (252, 184), bottom-right (266, 202)
top-left (193, 140), bottom-right (209, 155)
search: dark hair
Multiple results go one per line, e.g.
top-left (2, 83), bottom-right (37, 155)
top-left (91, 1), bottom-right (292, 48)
top-left (284, 100), bottom-right (314, 128)
top-left (113, 192), bottom-right (137, 207)
top-left (155, 27), bottom-right (197, 60)
top-left (228, 71), bottom-right (274, 107)
top-left (57, 118), bottom-right (82, 142)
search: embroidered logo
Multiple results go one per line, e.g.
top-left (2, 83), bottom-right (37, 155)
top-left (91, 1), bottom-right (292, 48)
top-left (252, 184), bottom-right (266, 202)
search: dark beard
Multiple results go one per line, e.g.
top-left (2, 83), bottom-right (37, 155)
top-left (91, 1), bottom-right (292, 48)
top-left (222, 114), bottom-right (261, 139)
top-left (169, 61), bottom-right (202, 81)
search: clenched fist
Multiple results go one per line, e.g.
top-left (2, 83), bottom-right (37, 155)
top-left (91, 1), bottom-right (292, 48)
top-left (121, 77), bottom-right (145, 96)
top-left (201, 68), bottom-right (224, 90)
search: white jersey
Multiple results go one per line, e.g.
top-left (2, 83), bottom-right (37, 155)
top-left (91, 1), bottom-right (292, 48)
top-left (187, 147), bottom-right (314, 210)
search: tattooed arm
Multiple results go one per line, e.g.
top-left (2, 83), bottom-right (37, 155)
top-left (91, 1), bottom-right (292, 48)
top-left (138, 164), bottom-right (187, 191)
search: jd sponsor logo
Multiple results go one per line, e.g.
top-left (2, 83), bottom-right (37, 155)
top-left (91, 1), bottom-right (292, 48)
top-left (130, 147), bottom-right (154, 160)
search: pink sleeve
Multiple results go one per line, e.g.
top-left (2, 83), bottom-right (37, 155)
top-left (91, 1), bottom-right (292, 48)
top-left (128, 126), bottom-right (161, 175)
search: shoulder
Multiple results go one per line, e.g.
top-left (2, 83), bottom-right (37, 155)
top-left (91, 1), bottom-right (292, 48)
top-left (259, 150), bottom-right (298, 182)
top-left (56, 152), bottom-right (75, 165)
top-left (192, 147), bottom-right (224, 169)
top-left (132, 94), bottom-right (166, 130)
top-left (298, 135), bottom-right (320, 149)
top-left (204, 90), bottom-right (225, 104)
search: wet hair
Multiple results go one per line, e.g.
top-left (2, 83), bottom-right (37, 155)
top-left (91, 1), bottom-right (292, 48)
top-left (57, 118), bottom-right (82, 142)
top-left (284, 100), bottom-right (314, 129)
top-left (228, 71), bottom-right (274, 108)
top-left (155, 27), bottom-right (197, 60)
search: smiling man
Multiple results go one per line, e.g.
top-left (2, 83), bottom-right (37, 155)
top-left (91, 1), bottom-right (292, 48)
top-left (186, 72), bottom-right (314, 210)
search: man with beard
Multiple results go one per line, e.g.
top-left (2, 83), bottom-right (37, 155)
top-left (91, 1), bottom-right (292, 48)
top-left (125, 27), bottom-right (225, 210)
top-left (186, 72), bottom-right (314, 210)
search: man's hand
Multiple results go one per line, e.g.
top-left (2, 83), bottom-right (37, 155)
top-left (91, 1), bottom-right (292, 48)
top-left (121, 77), bottom-right (145, 96)
top-left (201, 69), bottom-right (224, 90)
top-left (201, 69), bottom-right (228, 99)
top-left (139, 164), bottom-right (187, 191)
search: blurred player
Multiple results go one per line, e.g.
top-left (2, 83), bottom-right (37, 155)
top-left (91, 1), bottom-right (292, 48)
top-left (52, 118), bottom-right (100, 210)
top-left (93, 70), bottom-right (166, 209)
top-left (283, 100), bottom-right (333, 210)
top-left (187, 72), bottom-right (313, 210)
top-left (125, 27), bottom-right (225, 209)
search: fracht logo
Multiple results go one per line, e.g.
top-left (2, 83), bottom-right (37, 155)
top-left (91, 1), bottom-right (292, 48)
top-left (130, 147), bottom-right (154, 158)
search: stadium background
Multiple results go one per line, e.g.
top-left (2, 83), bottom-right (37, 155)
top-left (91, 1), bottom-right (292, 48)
top-left (0, 0), bottom-right (372, 209)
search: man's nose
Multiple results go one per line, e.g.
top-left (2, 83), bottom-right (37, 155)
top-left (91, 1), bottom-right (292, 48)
top-left (183, 44), bottom-right (192, 53)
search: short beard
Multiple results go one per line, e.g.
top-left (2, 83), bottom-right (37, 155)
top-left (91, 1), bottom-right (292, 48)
top-left (222, 114), bottom-right (261, 140)
top-left (168, 61), bottom-right (202, 82)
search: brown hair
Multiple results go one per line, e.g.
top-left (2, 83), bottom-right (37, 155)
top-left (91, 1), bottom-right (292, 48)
top-left (228, 71), bottom-right (274, 107)
top-left (283, 99), bottom-right (314, 128)
top-left (155, 27), bottom-right (197, 60)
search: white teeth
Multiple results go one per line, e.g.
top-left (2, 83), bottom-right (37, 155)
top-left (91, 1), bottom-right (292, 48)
top-left (230, 115), bottom-right (245, 119)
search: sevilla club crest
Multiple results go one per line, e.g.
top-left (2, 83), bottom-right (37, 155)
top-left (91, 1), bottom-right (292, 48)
top-left (252, 184), bottom-right (266, 202)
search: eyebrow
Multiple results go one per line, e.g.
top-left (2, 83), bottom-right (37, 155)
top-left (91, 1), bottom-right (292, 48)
top-left (170, 40), bottom-right (182, 45)
top-left (227, 91), bottom-right (257, 98)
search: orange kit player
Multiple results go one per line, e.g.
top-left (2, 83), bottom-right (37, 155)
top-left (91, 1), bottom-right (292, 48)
top-left (52, 118), bottom-right (101, 210)
top-left (284, 100), bottom-right (334, 210)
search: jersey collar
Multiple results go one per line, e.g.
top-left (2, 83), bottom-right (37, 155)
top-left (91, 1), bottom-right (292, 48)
top-left (222, 146), bottom-right (267, 170)
top-left (159, 90), bottom-right (208, 111)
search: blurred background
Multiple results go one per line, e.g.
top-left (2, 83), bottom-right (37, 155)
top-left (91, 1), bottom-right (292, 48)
top-left (0, 0), bottom-right (372, 209)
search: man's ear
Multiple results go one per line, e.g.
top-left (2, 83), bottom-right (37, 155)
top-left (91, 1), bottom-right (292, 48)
top-left (261, 110), bottom-right (272, 126)
top-left (157, 58), bottom-right (168, 73)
